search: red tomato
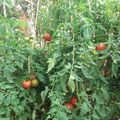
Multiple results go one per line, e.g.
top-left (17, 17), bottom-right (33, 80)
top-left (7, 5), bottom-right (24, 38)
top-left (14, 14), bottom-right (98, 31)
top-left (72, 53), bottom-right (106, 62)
top-left (95, 43), bottom-right (106, 51)
top-left (65, 102), bottom-right (74, 110)
top-left (43, 33), bottom-right (52, 42)
top-left (22, 80), bottom-right (31, 89)
top-left (70, 96), bottom-right (78, 105)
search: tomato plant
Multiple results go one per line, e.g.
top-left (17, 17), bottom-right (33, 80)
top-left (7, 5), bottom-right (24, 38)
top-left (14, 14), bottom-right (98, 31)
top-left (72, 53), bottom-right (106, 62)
top-left (0, 0), bottom-right (120, 120)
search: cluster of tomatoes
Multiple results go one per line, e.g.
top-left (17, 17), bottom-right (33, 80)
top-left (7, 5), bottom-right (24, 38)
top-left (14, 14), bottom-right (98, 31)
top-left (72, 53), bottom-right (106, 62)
top-left (65, 96), bottom-right (78, 110)
top-left (22, 33), bottom-right (52, 89)
top-left (43, 33), bottom-right (106, 52)
top-left (42, 33), bottom-right (107, 52)
top-left (22, 75), bottom-right (39, 89)
top-left (64, 44), bottom-right (106, 110)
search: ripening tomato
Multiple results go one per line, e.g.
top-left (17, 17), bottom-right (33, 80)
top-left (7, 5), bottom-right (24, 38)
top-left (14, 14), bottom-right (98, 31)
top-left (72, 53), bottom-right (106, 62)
top-left (70, 96), bottom-right (78, 105)
top-left (43, 33), bottom-right (52, 42)
top-left (95, 43), bottom-right (106, 51)
top-left (65, 102), bottom-right (74, 110)
top-left (22, 80), bottom-right (31, 89)
top-left (31, 79), bottom-right (39, 87)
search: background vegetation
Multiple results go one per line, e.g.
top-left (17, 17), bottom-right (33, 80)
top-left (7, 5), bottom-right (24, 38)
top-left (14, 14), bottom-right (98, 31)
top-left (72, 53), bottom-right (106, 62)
top-left (0, 0), bottom-right (120, 120)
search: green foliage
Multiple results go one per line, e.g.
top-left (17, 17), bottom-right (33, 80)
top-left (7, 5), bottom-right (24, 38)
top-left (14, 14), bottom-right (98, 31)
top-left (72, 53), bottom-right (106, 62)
top-left (0, 0), bottom-right (120, 120)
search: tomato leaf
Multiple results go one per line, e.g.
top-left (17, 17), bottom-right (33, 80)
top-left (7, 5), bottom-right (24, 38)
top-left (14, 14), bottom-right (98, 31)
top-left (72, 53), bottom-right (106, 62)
top-left (41, 87), bottom-right (49, 102)
top-left (32, 110), bottom-right (36, 120)
top-left (112, 62), bottom-right (118, 77)
top-left (3, 64), bottom-right (16, 82)
top-left (58, 111), bottom-right (69, 120)
top-left (68, 78), bottom-right (75, 92)
top-left (47, 58), bottom-right (56, 73)
top-left (92, 111), bottom-right (100, 120)
top-left (101, 87), bottom-right (109, 100)
top-left (81, 102), bottom-right (90, 114)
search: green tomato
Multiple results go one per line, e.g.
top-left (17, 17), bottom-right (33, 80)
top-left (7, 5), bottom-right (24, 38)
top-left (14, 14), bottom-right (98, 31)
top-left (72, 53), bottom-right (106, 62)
top-left (31, 79), bottom-right (39, 87)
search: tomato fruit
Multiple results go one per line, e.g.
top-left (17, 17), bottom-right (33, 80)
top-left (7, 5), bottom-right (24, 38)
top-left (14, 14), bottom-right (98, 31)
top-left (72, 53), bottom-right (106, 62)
top-left (22, 80), bottom-right (31, 89)
top-left (43, 33), bottom-right (52, 42)
top-left (70, 96), bottom-right (78, 105)
top-left (65, 102), bottom-right (74, 110)
top-left (31, 79), bottom-right (39, 87)
top-left (95, 43), bottom-right (106, 51)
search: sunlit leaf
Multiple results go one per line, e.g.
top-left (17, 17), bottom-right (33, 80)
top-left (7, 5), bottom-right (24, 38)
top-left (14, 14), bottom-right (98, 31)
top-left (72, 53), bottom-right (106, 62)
top-left (68, 78), bottom-right (75, 92)
top-left (47, 58), bottom-right (56, 73)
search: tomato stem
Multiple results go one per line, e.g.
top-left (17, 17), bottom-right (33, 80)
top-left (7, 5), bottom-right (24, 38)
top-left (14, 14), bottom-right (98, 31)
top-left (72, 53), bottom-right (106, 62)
top-left (28, 56), bottom-right (31, 75)
top-left (68, 29), bottom-right (76, 92)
